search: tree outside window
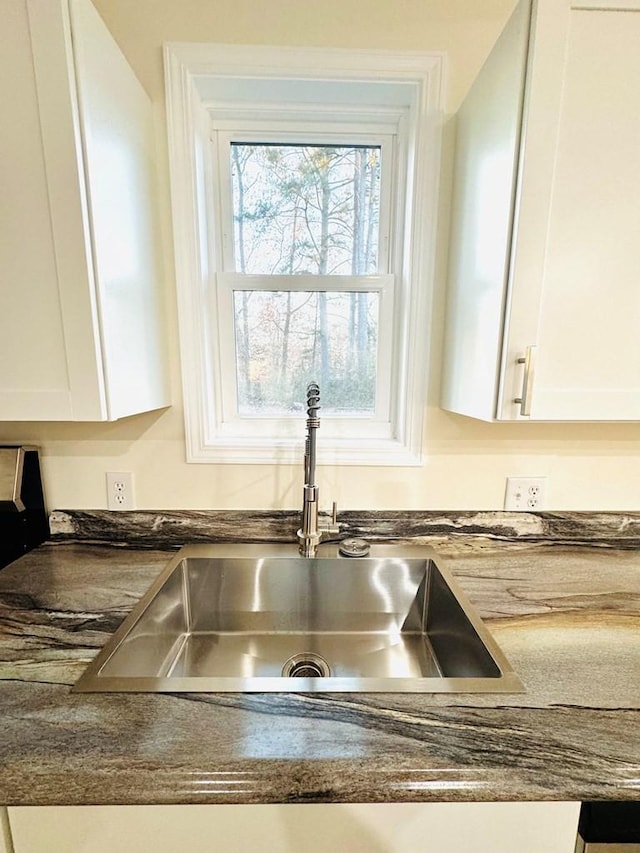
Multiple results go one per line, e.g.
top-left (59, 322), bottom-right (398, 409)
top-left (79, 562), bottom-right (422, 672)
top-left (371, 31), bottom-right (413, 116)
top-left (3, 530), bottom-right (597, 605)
top-left (230, 144), bottom-right (382, 416)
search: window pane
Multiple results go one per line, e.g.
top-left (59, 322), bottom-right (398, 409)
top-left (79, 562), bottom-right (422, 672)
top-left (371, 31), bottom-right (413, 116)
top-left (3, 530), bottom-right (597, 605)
top-left (233, 290), bottom-right (378, 416)
top-left (231, 144), bottom-right (381, 275)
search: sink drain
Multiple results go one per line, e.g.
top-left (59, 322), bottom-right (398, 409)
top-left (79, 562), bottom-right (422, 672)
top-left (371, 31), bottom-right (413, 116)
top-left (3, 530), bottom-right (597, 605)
top-left (282, 653), bottom-right (331, 678)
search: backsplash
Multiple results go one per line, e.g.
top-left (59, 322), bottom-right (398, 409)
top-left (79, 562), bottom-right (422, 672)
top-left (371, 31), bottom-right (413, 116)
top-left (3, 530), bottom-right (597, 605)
top-left (49, 509), bottom-right (640, 549)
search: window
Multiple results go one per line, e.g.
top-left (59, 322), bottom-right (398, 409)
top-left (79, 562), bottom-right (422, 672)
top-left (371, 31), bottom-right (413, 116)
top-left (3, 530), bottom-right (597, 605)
top-left (164, 45), bottom-right (444, 464)
top-left (227, 142), bottom-right (384, 420)
top-left (216, 131), bottom-right (394, 438)
top-left (229, 143), bottom-right (382, 276)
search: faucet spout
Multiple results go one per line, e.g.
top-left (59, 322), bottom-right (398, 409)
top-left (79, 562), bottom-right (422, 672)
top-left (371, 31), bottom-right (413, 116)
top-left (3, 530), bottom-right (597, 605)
top-left (297, 383), bottom-right (338, 557)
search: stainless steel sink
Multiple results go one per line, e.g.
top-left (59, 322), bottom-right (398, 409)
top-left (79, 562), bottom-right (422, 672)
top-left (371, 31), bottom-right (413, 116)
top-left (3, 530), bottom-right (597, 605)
top-left (74, 543), bottom-right (523, 693)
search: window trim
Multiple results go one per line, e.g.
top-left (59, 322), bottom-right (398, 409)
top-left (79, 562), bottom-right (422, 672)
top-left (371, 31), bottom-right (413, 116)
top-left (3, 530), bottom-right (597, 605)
top-left (164, 43), bottom-right (446, 466)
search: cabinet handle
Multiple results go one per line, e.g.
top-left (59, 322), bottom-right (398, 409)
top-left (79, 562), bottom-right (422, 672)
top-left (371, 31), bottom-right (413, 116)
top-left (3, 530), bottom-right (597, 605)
top-left (514, 345), bottom-right (536, 416)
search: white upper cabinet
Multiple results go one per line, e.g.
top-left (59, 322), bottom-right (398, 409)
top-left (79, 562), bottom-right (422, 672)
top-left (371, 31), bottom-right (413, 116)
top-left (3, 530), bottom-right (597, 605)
top-left (442, 0), bottom-right (640, 422)
top-left (0, 0), bottom-right (170, 421)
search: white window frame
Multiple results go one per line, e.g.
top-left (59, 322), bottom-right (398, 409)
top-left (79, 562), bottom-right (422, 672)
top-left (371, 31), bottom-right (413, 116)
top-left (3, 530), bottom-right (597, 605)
top-left (214, 123), bottom-right (395, 439)
top-left (164, 44), bottom-right (445, 465)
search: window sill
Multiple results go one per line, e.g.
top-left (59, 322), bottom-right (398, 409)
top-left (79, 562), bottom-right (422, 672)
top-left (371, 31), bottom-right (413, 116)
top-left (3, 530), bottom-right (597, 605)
top-left (187, 435), bottom-right (424, 466)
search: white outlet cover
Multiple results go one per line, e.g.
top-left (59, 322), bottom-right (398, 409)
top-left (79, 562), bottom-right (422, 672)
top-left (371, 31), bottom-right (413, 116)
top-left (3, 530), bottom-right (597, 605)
top-left (106, 472), bottom-right (135, 511)
top-left (504, 477), bottom-right (547, 511)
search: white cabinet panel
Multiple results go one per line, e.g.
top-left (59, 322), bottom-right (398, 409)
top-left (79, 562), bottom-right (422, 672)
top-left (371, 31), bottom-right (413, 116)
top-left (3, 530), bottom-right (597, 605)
top-left (443, 0), bottom-right (640, 422)
top-left (523, 7), bottom-right (640, 419)
top-left (0, 0), bottom-right (79, 420)
top-left (0, 0), bottom-right (169, 421)
top-left (8, 802), bottom-right (580, 853)
top-left (441, 0), bottom-right (531, 420)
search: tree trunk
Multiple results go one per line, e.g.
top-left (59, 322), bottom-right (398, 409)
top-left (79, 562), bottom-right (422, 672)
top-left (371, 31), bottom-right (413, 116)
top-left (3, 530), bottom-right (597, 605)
top-left (317, 156), bottom-right (331, 385)
top-left (231, 146), bottom-right (252, 404)
top-left (352, 148), bottom-right (367, 275)
top-left (357, 292), bottom-right (368, 375)
top-left (365, 150), bottom-right (379, 271)
top-left (351, 149), bottom-right (370, 376)
top-left (280, 292), bottom-right (292, 386)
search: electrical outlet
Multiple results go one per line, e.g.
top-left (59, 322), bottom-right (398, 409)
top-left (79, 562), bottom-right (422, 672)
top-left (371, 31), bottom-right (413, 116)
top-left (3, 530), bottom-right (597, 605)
top-left (106, 472), bottom-right (135, 511)
top-left (504, 477), bottom-right (547, 511)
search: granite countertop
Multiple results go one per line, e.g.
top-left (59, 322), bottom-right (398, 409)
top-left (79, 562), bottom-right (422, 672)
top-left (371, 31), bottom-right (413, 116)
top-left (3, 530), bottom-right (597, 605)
top-left (2, 514), bottom-right (640, 806)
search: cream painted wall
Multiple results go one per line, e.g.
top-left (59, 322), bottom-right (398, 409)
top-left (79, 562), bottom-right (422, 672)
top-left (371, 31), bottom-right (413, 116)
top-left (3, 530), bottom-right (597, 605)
top-left (2, 0), bottom-right (640, 512)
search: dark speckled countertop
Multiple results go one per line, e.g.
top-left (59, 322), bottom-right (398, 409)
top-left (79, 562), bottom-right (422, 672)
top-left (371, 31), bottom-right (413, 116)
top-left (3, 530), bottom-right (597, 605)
top-left (2, 510), bottom-right (640, 806)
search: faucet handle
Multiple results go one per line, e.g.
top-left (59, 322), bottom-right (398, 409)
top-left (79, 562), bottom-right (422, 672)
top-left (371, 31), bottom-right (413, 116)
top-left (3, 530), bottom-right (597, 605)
top-left (320, 501), bottom-right (340, 536)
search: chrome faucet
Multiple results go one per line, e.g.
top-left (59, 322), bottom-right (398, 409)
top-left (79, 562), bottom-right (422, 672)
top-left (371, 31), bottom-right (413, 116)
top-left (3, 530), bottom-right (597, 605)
top-left (297, 383), bottom-right (338, 557)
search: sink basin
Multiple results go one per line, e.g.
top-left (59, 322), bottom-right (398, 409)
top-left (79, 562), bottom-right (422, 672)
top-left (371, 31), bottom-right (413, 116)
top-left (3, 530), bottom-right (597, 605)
top-left (74, 543), bottom-right (523, 693)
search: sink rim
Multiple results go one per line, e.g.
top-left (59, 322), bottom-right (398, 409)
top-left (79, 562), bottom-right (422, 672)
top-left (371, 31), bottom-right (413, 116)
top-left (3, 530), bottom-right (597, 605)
top-left (73, 542), bottom-right (524, 694)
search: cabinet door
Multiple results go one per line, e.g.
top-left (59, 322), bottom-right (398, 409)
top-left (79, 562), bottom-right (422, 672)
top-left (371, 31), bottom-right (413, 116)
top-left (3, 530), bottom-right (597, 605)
top-left (499, 0), bottom-right (640, 420)
top-left (8, 802), bottom-right (579, 853)
top-left (0, 0), bottom-right (103, 420)
top-left (0, 0), bottom-right (169, 422)
top-left (67, 0), bottom-right (170, 421)
top-left (441, 0), bottom-right (531, 420)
